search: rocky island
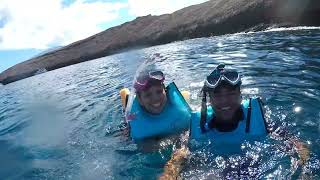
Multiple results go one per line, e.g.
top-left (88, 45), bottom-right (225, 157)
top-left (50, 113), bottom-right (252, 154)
top-left (1, 0), bottom-right (319, 84)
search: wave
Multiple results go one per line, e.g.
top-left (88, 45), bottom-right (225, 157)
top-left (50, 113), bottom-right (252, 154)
top-left (225, 26), bottom-right (320, 37)
top-left (264, 26), bottom-right (320, 32)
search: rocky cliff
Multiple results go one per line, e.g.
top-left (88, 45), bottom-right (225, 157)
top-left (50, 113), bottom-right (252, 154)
top-left (1, 0), bottom-right (319, 84)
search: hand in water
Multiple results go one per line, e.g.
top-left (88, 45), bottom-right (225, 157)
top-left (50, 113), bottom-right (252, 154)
top-left (159, 146), bottom-right (190, 180)
top-left (293, 140), bottom-right (310, 165)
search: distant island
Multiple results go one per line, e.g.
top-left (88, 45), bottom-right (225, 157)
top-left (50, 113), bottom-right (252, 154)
top-left (1, 0), bottom-right (319, 85)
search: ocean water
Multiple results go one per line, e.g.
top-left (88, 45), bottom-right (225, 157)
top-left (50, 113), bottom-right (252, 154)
top-left (0, 27), bottom-right (319, 179)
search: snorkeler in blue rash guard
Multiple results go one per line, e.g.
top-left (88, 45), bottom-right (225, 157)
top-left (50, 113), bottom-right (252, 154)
top-left (159, 64), bottom-right (310, 179)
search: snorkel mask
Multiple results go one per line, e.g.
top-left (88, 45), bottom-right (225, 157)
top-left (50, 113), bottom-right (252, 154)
top-left (133, 71), bottom-right (165, 92)
top-left (204, 63), bottom-right (241, 90)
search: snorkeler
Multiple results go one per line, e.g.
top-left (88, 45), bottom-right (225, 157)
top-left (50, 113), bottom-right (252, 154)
top-left (120, 70), bottom-right (191, 143)
top-left (134, 70), bottom-right (168, 115)
top-left (159, 63), bottom-right (310, 179)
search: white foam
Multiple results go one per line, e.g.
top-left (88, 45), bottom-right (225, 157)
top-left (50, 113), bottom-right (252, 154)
top-left (189, 81), bottom-right (203, 88)
top-left (220, 26), bottom-right (320, 37)
top-left (241, 88), bottom-right (259, 95)
top-left (229, 53), bottom-right (247, 58)
top-left (264, 26), bottom-right (320, 32)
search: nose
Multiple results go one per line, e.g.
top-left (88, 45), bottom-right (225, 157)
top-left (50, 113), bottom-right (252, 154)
top-left (218, 95), bottom-right (228, 103)
top-left (214, 95), bottom-right (232, 107)
top-left (150, 93), bottom-right (161, 103)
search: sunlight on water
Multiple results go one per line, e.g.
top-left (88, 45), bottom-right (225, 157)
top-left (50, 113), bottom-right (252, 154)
top-left (228, 52), bottom-right (248, 58)
top-left (242, 88), bottom-right (260, 95)
top-left (294, 106), bottom-right (302, 113)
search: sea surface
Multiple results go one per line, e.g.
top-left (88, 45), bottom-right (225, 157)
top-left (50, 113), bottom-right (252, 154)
top-left (0, 27), bottom-right (319, 179)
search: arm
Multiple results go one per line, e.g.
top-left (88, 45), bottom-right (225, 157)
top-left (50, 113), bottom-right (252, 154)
top-left (159, 146), bottom-right (190, 180)
top-left (259, 98), bottom-right (310, 165)
top-left (159, 132), bottom-right (190, 179)
top-left (270, 126), bottom-right (310, 165)
top-left (292, 138), bottom-right (310, 165)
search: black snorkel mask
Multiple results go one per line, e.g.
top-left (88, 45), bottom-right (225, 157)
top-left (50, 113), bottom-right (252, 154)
top-left (204, 63), bottom-right (241, 90)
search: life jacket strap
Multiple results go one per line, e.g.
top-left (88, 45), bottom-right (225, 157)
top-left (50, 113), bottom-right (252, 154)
top-left (200, 91), bottom-right (207, 133)
top-left (257, 97), bottom-right (269, 133)
top-left (245, 98), bottom-right (252, 133)
top-left (125, 94), bottom-right (129, 109)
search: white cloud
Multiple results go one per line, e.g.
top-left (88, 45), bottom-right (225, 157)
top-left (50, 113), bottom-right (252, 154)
top-left (127, 0), bottom-right (209, 16)
top-left (0, 0), bottom-right (209, 50)
top-left (0, 0), bottom-right (127, 50)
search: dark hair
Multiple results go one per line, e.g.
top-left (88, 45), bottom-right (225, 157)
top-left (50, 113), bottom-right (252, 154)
top-left (200, 89), bottom-right (208, 133)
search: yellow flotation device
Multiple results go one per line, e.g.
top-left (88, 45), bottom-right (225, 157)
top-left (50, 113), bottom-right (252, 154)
top-left (181, 90), bottom-right (190, 102)
top-left (119, 88), bottom-right (130, 111)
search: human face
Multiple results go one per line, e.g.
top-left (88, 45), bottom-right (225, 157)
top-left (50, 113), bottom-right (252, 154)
top-left (137, 84), bottom-right (167, 114)
top-left (134, 71), bottom-right (165, 91)
top-left (209, 87), bottom-right (241, 122)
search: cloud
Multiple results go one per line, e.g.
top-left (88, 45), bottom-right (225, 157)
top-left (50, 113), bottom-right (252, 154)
top-left (0, 0), bottom-right (209, 50)
top-left (0, 0), bottom-right (127, 50)
top-left (0, 7), bottom-right (11, 28)
top-left (127, 0), bottom-right (209, 16)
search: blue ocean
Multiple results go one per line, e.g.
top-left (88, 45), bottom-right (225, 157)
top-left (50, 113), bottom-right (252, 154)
top-left (0, 27), bottom-right (319, 179)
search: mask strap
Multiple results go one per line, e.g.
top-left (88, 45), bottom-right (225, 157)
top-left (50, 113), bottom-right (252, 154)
top-left (200, 90), bottom-right (207, 133)
top-left (245, 98), bottom-right (252, 133)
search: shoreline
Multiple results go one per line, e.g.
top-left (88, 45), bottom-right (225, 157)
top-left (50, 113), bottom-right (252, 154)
top-left (1, 0), bottom-right (319, 85)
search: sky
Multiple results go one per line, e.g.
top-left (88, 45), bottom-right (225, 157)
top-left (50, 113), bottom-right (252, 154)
top-left (0, 0), bottom-right (208, 72)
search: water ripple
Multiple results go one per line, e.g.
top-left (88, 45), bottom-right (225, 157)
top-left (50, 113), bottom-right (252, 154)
top-left (0, 28), bottom-right (319, 179)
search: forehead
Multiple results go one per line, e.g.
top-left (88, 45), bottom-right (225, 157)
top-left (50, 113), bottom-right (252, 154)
top-left (139, 84), bottom-right (164, 94)
top-left (209, 86), bottom-right (238, 95)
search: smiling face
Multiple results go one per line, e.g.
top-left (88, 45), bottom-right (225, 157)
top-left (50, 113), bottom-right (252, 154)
top-left (208, 83), bottom-right (241, 122)
top-left (137, 83), bottom-right (167, 114)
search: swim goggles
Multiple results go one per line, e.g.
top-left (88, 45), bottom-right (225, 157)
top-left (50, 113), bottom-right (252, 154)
top-left (134, 70), bottom-right (165, 91)
top-left (204, 64), bottom-right (241, 89)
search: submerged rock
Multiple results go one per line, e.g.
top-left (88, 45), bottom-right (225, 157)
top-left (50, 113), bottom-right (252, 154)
top-left (1, 0), bottom-right (319, 84)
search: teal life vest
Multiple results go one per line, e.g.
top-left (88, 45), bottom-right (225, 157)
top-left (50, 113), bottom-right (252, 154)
top-left (127, 82), bottom-right (191, 141)
top-left (190, 98), bottom-right (268, 145)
